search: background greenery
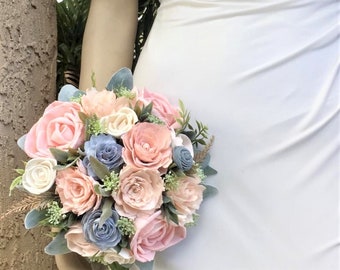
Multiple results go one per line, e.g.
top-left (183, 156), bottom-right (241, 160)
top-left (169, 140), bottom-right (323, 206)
top-left (56, 0), bottom-right (160, 91)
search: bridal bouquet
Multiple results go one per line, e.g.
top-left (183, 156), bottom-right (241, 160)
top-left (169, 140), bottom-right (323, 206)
top-left (7, 68), bottom-right (216, 270)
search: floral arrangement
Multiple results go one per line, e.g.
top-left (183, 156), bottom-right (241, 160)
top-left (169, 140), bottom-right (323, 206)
top-left (6, 68), bottom-right (216, 270)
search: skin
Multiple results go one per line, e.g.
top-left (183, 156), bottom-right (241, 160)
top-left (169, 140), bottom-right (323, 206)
top-left (79, 0), bottom-right (138, 91)
top-left (55, 1), bottom-right (138, 269)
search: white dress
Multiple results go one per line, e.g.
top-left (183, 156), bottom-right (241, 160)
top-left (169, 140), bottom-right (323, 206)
top-left (134, 1), bottom-right (340, 269)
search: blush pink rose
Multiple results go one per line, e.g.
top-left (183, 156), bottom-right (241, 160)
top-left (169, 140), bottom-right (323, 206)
top-left (167, 175), bottom-right (205, 225)
top-left (113, 166), bottom-right (164, 218)
top-left (65, 223), bottom-right (100, 257)
top-left (137, 88), bottom-right (181, 128)
top-left (130, 210), bottom-right (186, 262)
top-left (24, 101), bottom-right (85, 158)
top-left (55, 165), bottom-right (101, 215)
top-left (122, 122), bottom-right (172, 174)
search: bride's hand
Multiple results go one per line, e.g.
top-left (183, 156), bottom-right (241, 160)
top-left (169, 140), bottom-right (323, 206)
top-left (55, 253), bottom-right (108, 270)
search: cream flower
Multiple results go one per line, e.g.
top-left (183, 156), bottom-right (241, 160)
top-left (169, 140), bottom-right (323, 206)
top-left (99, 248), bottom-right (135, 265)
top-left (100, 107), bottom-right (138, 138)
top-left (22, 158), bottom-right (57, 194)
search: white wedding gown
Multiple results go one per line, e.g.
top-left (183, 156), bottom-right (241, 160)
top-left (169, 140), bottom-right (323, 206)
top-left (134, 0), bottom-right (340, 269)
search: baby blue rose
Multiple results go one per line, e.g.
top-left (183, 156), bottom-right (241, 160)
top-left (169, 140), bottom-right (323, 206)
top-left (173, 146), bottom-right (193, 171)
top-left (82, 208), bottom-right (122, 250)
top-left (83, 134), bottom-right (123, 177)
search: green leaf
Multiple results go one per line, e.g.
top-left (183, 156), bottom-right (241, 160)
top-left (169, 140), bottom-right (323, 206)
top-left (106, 67), bottom-right (133, 91)
top-left (89, 156), bottom-right (111, 180)
top-left (24, 209), bottom-right (48, 229)
top-left (54, 157), bottom-right (80, 171)
top-left (99, 199), bottom-right (114, 227)
top-left (94, 184), bottom-right (112, 197)
top-left (162, 201), bottom-right (179, 225)
top-left (108, 262), bottom-right (130, 270)
top-left (135, 261), bottom-right (154, 270)
top-left (9, 175), bottom-right (22, 196)
top-left (203, 166), bottom-right (218, 176)
top-left (50, 148), bottom-right (69, 164)
top-left (58, 84), bottom-right (84, 102)
top-left (78, 111), bottom-right (88, 123)
top-left (203, 184), bottom-right (218, 199)
top-left (44, 230), bottom-right (71, 255)
top-left (15, 168), bottom-right (25, 175)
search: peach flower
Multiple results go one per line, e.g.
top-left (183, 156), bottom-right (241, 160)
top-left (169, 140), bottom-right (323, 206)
top-left (55, 165), bottom-right (100, 215)
top-left (167, 175), bottom-right (205, 225)
top-left (130, 210), bottom-right (186, 262)
top-left (24, 101), bottom-right (85, 158)
top-left (113, 166), bottom-right (164, 218)
top-left (65, 223), bottom-right (100, 257)
top-left (81, 88), bottom-right (117, 117)
top-left (122, 122), bottom-right (172, 174)
top-left (137, 88), bottom-right (181, 128)
top-left (81, 88), bottom-right (135, 117)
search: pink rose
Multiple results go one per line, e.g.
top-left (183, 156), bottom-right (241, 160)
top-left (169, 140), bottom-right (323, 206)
top-left (130, 210), bottom-right (186, 262)
top-left (56, 165), bottom-right (101, 215)
top-left (137, 88), bottom-right (181, 128)
top-left (24, 101), bottom-right (85, 158)
top-left (113, 166), bottom-right (164, 218)
top-left (122, 122), bottom-right (172, 174)
top-left (167, 175), bottom-right (205, 225)
top-left (65, 223), bottom-right (100, 257)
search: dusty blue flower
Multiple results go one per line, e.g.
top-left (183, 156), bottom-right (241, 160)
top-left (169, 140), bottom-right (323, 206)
top-left (173, 146), bottom-right (193, 171)
top-left (82, 208), bottom-right (121, 250)
top-left (83, 134), bottom-right (123, 177)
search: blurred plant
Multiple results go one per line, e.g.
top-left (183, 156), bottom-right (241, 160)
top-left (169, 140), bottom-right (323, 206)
top-left (133, 0), bottom-right (160, 70)
top-left (56, 0), bottom-right (160, 92)
top-left (56, 0), bottom-right (90, 90)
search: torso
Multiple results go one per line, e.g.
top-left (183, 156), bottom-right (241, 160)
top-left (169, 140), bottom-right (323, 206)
top-left (134, 1), bottom-right (340, 269)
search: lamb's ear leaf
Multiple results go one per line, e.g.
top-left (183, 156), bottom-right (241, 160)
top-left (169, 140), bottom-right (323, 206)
top-left (89, 156), bottom-right (110, 180)
top-left (135, 260), bottom-right (154, 270)
top-left (106, 67), bottom-right (133, 91)
top-left (58, 84), bottom-right (84, 101)
top-left (203, 184), bottom-right (218, 199)
top-left (17, 134), bottom-right (26, 151)
top-left (24, 209), bottom-right (48, 229)
top-left (44, 230), bottom-right (71, 255)
top-left (50, 148), bottom-right (69, 164)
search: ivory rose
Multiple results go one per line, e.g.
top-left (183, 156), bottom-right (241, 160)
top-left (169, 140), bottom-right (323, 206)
top-left (130, 210), bottom-right (186, 262)
top-left (99, 248), bottom-right (135, 265)
top-left (113, 166), bottom-right (164, 218)
top-left (56, 165), bottom-right (100, 215)
top-left (137, 88), bottom-right (181, 128)
top-left (65, 223), bottom-right (100, 257)
top-left (24, 101), bottom-right (85, 158)
top-left (167, 175), bottom-right (205, 225)
top-left (122, 122), bottom-right (172, 174)
top-left (100, 107), bottom-right (138, 138)
top-left (22, 158), bottom-right (57, 195)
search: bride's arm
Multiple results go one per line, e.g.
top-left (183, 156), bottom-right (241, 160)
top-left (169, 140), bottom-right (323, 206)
top-left (79, 0), bottom-right (138, 90)
top-left (56, 1), bottom-right (137, 269)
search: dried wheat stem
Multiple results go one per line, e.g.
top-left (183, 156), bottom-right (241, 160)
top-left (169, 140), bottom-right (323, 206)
top-left (194, 135), bottom-right (215, 163)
